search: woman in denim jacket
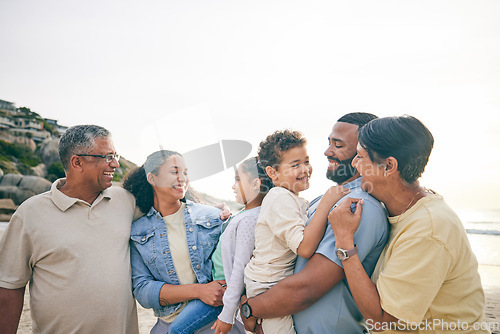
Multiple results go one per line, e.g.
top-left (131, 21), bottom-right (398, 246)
top-left (124, 150), bottom-right (243, 333)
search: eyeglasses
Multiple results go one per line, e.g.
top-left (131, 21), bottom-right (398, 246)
top-left (76, 153), bottom-right (120, 163)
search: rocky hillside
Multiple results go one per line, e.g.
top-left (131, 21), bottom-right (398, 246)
top-left (0, 137), bottom-right (136, 182)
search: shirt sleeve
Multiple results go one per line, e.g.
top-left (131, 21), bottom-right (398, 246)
top-left (376, 236), bottom-right (452, 323)
top-left (315, 196), bottom-right (389, 272)
top-left (0, 214), bottom-right (33, 289)
top-left (264, 192), bottom-right (305, 254)
top-left (218, 215), bottom-right (257, 324)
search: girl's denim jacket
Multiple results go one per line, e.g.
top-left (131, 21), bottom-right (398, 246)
top-left (130, 200), bottom-right (223, 318)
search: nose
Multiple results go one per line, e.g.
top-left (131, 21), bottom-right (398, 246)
top-left (109, 158), bottom-right (120, 168)
top-left (324, 142), bottom-right (336, 158)
top-left (324, 145), bottom-right (332, 157)
top-left (301, 163), bottom-right (311, 175)
top-left (352, 155), bottom-right (359, 169)
top-left (177, 172), bottom-right (187, 183)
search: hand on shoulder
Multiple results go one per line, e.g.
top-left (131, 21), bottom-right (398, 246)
top-left (321, 185), bottom-right (350, 207)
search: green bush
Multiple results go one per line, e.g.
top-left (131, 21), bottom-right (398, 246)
top-left (0, 140), bottom-right (41, 167)
top-left (17, 163), bottom-right (34, 175)
top-left (48, 162), bottom-right (65, 179)
top-left (0, 160), bottom-right (18, 174)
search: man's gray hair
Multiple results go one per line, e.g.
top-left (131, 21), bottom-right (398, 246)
top-left (59, 125), bottom-right (111, 171)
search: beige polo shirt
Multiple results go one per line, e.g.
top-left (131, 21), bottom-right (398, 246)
top-left (245, 186), bottom-right (308, 283)
top-left (0, 179), bottom-right (141, 334)
top-left (371, 194), bottom-right (488, 334)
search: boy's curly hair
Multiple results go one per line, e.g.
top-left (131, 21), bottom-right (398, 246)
top-left (258, 129), bottom-right (307, 170)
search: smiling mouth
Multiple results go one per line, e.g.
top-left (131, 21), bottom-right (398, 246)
top-left (328, 159), bottom-right (340, 169)
top-left (297, 175), bottom-right (310, 182)
top-left (172, 185), bottom-right (185, 190)
top-left (103, 171), bottom-right (114, 177)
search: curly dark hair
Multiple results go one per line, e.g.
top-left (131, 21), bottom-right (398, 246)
top-left (257, 129), bottom-right (307, 170)
top-left (123, 150), bottom-right (183, 213)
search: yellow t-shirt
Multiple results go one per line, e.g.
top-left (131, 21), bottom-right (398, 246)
top-left (371, 194), bottom-right (489, 334)
top-left (160, 202), bottom-right (197, 323)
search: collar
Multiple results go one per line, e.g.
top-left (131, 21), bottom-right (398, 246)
top-left (50, 178), bottom-right (112, 211)
top-left (343, 177), bottom-right (361, 190)
top-left (146, 199), bottom-right (194, 217)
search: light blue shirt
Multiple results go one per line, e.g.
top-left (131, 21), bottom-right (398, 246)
top-left (293, 178), bottom-right (389, 334)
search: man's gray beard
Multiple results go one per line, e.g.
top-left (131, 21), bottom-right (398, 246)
top-left (326, 157), bottom-right (356, 184)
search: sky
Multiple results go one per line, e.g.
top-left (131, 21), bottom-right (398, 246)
top-left (1, 0), bottom-right (499, 211)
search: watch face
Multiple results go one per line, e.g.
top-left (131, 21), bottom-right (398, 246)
top-left (336, 249), bottom-right (347, 261)
top-left (241, 303), bottom-right (251, 318)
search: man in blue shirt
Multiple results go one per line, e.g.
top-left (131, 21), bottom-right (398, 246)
top-left (240, 113), bottom-right (390, 333)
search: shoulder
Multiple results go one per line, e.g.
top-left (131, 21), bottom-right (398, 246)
top-left (262, 187), bottom-right (299, 207)
top-left (14, 191), bottom-right (52, 216)
top-left (106, 186), bottom-right (135, 203)
top-left (350, 189), bottom-right (387, 222)
top-left (401, 194), bottom-right (463, 240)
top-left (265, 187), bottom-right (290, 199)
top-left (187, 201), bottom-right (221, 220)
top-left (234, 207), bottom-right (261, 226)
top-left (241, 206), bottom-right (261, 218)
top-left (131, 207), bottom-right (155, 231)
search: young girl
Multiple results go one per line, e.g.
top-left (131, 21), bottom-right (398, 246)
top-left (168, 157), bottom-right (274, 334)
top-left (242, 129), bottom-right (348, 334)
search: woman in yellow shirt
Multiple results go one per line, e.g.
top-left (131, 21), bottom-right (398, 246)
top-left (329, 115), bottom-right (489, 334)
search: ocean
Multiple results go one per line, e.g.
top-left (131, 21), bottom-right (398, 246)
top-left (1, 209), bottom-right (500, 265)
top-left (456, 209), bottom-right (500, 266)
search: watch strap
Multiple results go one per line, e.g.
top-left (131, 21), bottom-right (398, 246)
top-left (345, 245), bottom-right (358, 257)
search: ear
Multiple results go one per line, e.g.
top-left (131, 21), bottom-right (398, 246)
top-left (265, 166), bottom-right (278, 182)
top-left (252, 178), bottom-right (261, 191)
top-left (69, 155), bottom-right (84, 171)
top-left (384, 157), bottom-right (398, 176)
top-left (146, 172), bottom-right (156, 186)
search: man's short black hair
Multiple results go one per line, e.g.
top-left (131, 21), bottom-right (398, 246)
top-left (337, 112), bottom-right (378, 131)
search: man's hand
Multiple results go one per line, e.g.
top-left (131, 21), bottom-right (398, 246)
top-left (198, 280), bottom-right (226, 307)
top-left (239, 295), bottom-right (258, 332)
top-left (211, 319), bottom-right (233, 334)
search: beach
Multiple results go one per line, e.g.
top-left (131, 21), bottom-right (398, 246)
top-left (1, 227), bottom-right (500, 333)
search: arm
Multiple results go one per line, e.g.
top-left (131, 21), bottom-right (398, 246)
top-left (218, 217), bottom-right (257, 324)
top-left (297, 186), bottom-right (349, 258)
top-left (0, 287), bottom-right (25, 334)
top-left (131, 240), bottom-right (225, 309)
top-left (247, 252), bottom-right (345, 318)
top-left (329, 198), bottom-right (398, 329)
top-left (159, 280), bottom-right (226, 307)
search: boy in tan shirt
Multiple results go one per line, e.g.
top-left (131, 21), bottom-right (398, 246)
top-left (243, 129), bottom-right (347, 334)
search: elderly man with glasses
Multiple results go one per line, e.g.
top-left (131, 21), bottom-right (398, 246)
top-left (0, 125), bottom-right (142, 334)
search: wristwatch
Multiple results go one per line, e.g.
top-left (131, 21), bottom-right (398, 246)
top-left (336, 245), bottom-right (358, 261)
top-left (240, 298), bottom-right (255, 319)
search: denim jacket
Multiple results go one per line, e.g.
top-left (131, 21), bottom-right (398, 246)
top-left (130, 200), bottom-right (223, 318)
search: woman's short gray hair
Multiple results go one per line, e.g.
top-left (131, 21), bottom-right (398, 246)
top-left (59, 125), bottom-right (110, 171)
